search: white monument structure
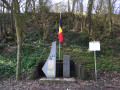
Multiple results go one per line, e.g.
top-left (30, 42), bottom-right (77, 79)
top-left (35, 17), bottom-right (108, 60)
top-left (42, 41), bottom-right (56, 78)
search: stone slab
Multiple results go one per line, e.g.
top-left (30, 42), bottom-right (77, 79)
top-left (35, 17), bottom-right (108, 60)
top-left (63, 55), bottom-right (70, 78)
top-left (42, 41), bottom-right (56, 78)
top-left (39, 78), bottom-right (76, 84)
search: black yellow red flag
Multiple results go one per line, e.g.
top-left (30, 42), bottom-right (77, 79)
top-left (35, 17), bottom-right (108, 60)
top-left (58, 14), bottom-right (63, 43)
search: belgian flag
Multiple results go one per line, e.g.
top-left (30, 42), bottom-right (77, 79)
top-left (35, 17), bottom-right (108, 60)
top-left (58, 13), bottom-right (63, 43)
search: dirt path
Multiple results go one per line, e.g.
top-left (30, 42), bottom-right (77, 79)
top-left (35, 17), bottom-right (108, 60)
top-left (0, 71), bottom-right (120, 90)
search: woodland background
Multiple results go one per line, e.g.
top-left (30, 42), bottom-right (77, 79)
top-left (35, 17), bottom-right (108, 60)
top-left (0, 0), bottom-right (120, 81)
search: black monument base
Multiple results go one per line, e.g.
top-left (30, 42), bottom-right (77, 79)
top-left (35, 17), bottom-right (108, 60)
top-left (31, 60), bottom-right (89, 80)
top-left (31, 60), bottom-right (75, 79)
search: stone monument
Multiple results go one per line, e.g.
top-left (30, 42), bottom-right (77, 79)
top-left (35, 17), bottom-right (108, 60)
top-left (42, 41), bottom-right (56, 78)
top-left (63, 55), bottom-right (70, 78)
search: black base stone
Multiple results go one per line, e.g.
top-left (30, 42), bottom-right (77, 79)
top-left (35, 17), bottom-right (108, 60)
top-left (31, 60), bottom-right (89, 80)
top-left (31, 60), bottom-right (76, 79)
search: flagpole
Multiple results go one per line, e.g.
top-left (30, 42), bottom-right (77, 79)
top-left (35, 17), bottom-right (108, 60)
top-left (59, 43), bottom-right (60, 60)
top-left (59, 12), bottom-right (61, 60)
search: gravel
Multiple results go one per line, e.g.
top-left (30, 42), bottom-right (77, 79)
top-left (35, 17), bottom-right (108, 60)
top-left (0, 71), bottom-right (120, 90)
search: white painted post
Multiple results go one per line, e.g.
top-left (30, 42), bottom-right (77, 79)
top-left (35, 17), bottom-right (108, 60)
top-left (94, 51), bottom-right (97, 80)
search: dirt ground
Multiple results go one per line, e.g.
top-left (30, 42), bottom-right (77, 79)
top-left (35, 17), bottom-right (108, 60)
top-left (0, 71), bottom-right (120, 90)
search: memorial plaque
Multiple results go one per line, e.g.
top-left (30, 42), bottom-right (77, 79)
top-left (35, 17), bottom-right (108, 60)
top-left (48, 71), bottom-right (54, 76)
top-left (42, 41), bottom-right (56, 78)
top-left (63, 55), bottom-right (70, 78)
top-left (48, 60), bottom-right (54, 69)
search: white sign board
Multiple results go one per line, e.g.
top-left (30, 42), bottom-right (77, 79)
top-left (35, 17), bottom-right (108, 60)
top-left (89, 41), bottom-right (100, 51)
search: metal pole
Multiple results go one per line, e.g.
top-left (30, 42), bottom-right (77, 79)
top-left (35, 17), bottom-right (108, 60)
top-left (60, 12), bottom-right (61, 19)
top-left (59, 43), bottom-right (60, 60)
top-left (59, 12), bottom-right (61, 60)
top-left (94, 51), bottom-right (97, 81)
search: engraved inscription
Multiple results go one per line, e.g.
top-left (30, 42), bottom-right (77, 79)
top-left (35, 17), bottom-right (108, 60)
top-left (48, 60), bottom-right (54, 69)
top-left (48, 71), bottom-right (54, 76)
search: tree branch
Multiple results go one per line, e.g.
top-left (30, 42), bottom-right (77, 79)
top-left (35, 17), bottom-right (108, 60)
top-left (0, 3), bottom-right (7, 9)
top-left (1, 0), bottom-right (12, 10)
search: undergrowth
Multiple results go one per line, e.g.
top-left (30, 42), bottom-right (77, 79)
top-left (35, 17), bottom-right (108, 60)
top-left (0, 23), bottom-right (120, 79)
top-left (0, 40), bottom-right (119, 79)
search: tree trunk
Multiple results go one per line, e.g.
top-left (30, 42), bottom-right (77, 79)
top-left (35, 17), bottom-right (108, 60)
top-left (107, 0), bottom-right (113, 35)
top-left (99, 0), bottom-right (104, 12)
top-left (11, 3), bottom-right (16, 40)
top-left (72, 0), bottom-right (76, 13)
top-left (87, 0), bottom-right (94, 40)
top-left (1, 0), bottom-right (24, 81)
top-left (0, 5), bottom-right (3, 39)
top-left (68, 0), bottom-right (70, 12)
top-left (80, 0), bottom-right (83, 14)
top-left (0, 21), bottom-right (3, 39)
top-left (13, 0), bottom-right (22, 80)
top-left (2, 2), bottom-right (7, 41)
top-left (32, 0), bottom-right (42, 39)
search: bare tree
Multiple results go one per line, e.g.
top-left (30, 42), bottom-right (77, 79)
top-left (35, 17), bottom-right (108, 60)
top-left (68, 0), bottom-right (70, 12)
top-left (1, 1), bottom-right (7, 41)
top-left (10, 1), bottom-right (15, 40)
top-left (87, 0), bottom-right (94, 40)
top-left (32, 0), bottom-right (50, 40)
top-left (79, 0), bottom-right (83, 14)
top-left (72, 0), bottom-right (76, 13)
top-left (107, 0), bottom-right (118, 35)
top-left (0, 2), bottom-right (3, 40)
top-left (1, 0), bottom-right (26, 80)
top-left (107, 0), bottom-right (113, 34)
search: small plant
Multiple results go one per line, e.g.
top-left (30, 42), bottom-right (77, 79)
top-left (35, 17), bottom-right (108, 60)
top-left (0, 56), bottom-right (15, 78)
top-left (97, 57), bottom-right (120, 72)
top-left (101, 46), bottom-right (115, 56)
top-left (0, 43), bottom-right (6, 49)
